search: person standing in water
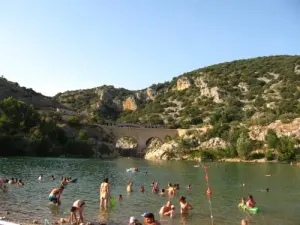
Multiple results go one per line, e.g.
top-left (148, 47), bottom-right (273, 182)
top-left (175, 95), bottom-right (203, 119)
top-left (100, 178), bottom-right (110, 210)
top-left (179, 196), bottom-right (192, 214)
top-left (69, 200), bottom-right (85, 224)
top-left (0, 178), bottom-right (8, 192)
top-left (140, 185), bottom-right (145, 193)
top-left (127, 182), bottom-right (133, 192)
top-left (49, 186), bottom-right (64, 205)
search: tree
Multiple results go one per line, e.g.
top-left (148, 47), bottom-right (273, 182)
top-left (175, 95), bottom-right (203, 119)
top-left (236, 133), bottom-right (252, 159)
top-left (266, 129), bottom-right (278, 149)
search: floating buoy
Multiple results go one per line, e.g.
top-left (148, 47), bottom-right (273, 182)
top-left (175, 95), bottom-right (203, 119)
top-left (206, 188), bottom-right (212, 196)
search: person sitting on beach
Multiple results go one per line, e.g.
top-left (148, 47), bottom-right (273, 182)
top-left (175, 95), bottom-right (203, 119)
top-left (142, 213), bottom-right (161, 225)
top-left (49, 185), bottom-right (64, 205)
top-left (159, 201), bottom-right (172, 215)
top-left (163, 205), bottom-right (176, 218)
top-left (50, 175), bottom-right (55, 181)
top-left (127, 182), bottom-right (133, 192)
top-left (17, 179), bottom-right (24, 186)
top-left (246, 194), bottom-right (256, 208)
top-left (8, 178), bottom-right (16, 184)
top-left (140, 185), bottom-right (145, 193)
top-left (0, 178), bottom-right (8, 192)
top-left (69, 200), bottom-right (85, 224)
top-left (179, 196), bottom-right (192, 214)
top-left (238, 197), bottom-right (246, 208)
top-left (129, 216), bottom-right (142, 225)
top-left (159, 189), bottom-right (165, 196)
top-left (38, 174), bottom-right (43, 181)
top-left (100, 178), bottom-right (110, 210)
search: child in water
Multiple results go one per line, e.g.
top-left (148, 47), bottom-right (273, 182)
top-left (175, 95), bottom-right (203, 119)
top-left (119, 194), bottom-right (123, 200)
top-left (238, 197), bottom-right (246, 208)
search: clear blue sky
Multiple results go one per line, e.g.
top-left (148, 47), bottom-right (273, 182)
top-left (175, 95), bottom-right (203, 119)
top-left (0, 0), bottom-right (299, 96)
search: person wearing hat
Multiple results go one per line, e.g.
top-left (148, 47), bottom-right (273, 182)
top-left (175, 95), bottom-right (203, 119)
top-left (128, 216), bottom-right (142, 225)
top-left (141, 213), bottom-right (161, 225)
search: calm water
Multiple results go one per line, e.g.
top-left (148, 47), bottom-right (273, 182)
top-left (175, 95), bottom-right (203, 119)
top-left (0, 157), bottom-right (300, 225)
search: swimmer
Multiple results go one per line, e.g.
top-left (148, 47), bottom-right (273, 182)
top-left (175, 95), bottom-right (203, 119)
top-left (187, 184), bottom-right (191, 189)
top-left (246, 194), bottom-right (256, 208)
top-left (50, 175), bottom-right (55, 181)
top-left (163, 205), bottom-right (176, 218)
top-left (127, 182), bottom-right (133, 192)
top-left (238, 197), bottom-right (246, 208)
top-left (168, 183), bottom-right (175, 197)
top-left (119, 194), bottom-right (123, 200)
top-left (159, 201), bottom-right (172, 215)
top-left (242, 183), bottom-right (246, 187)
top-left (179, 196), bottom-right (193, 214)
top-left (17, 179), bottom-right (24, 186)
top-left (152, 182), bottom-right (159, 193)
top-left (265, 174), bottom-right (271, 177)
top-left (69, 200), bottom-right (85, 224)
top-left (129, 216), bottom-right (142, 225)
top-left (141, 212), bottom-right (161, 225)
top-left (8, 178), bottom-right (16, 184)
top-left (0, 178), bottom-right (8, 192)
top-left (60, 177), bottom-right (68, 186)
top-left (266, 188), bottom-right (269, 192)
top-left (140, 185), bottom-right (145, 193)
top-left (100, 178), bottom-right (110, 210)
top-left (49, 186), bottom-right (64, 205)
top-left (38, 174), bottom-right (43, 181)
top-left (159, 189), bottom-right (165, 196)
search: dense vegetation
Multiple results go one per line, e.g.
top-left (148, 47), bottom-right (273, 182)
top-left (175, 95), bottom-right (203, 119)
top-left (0, 97), bottom-right (95, 157)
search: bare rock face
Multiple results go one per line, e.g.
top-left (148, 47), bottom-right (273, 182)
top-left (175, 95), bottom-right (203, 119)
top-left (249, 118), bottom-right (300, 141)
top-left (95, 88), bottom-right (112, 103)
top-left (177, 77), bottom-right (192, 91)
top-left (194, 77), bottom-right (223, 103)
top-left (122, 96), bottom-right (138, 110)
top-left (295, 65), bottom-right (300, 75)
top-left (146, 88), bottom-right (156, 100)
top-left (145, 140), bottom-right (181, 160)
top-left (200, 137), bottom-right (228, 149)
top-left (238, 82), bottom-right (249, 92)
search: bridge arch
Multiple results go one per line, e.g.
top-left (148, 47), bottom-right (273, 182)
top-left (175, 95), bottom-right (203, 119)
top-left (115, 136), bottom-right (138, 149)
top-left (146, 137), bottom-right (163, 148)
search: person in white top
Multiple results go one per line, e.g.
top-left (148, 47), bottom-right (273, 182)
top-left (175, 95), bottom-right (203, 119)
top-left (100, 178), bottom-right (110, 210)
top-left (38, 174), bottom-right (43, 181)
top-left (69, 200), bottom-right (85, 224)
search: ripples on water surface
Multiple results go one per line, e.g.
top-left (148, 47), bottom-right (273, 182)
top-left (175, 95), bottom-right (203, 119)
top-left (0, 157), bottom-right (300, 225)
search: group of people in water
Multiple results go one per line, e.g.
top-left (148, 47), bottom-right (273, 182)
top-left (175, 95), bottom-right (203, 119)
top-left (0, 169), bottom-right (261, 225)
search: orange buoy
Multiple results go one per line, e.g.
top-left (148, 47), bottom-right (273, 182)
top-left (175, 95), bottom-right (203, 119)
top-left (206, 188), bottom-right (212, 196)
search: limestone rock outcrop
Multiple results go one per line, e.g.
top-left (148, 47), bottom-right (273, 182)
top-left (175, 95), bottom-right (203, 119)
top-left (194, 77), bottom-right (223, 103)
top-left (177, 77), bottom-right (192, 91)
top-left (295, 65), bottom-right (300, 75)
top-left (122, 96), bottom-right (138, 110)
top-left (145, 140), bottom-right (181, 160)
top-left (95, 88), bottom-right (112, 103)
top-left (249, 118), bottom-right (300, 141)
top-left (146, 87), bottom-right (156, 100)
top-left (200, 137), bottom-right (228, 149)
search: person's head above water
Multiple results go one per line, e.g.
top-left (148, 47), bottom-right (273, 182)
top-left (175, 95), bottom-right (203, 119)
top-left (248, 194), bottom-right (254, 200)
top-left (266, 188), bottom-right (269, 192)
top-left (179, 196), bottom-right (186, 202)
top-left (104, 178), bottom-right (108, 183)
top-left (141, 213), bottom-right (155, 224)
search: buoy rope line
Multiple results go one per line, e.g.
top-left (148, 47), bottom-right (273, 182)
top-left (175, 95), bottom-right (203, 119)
top-left (202, 164), bottom-right (214, 225)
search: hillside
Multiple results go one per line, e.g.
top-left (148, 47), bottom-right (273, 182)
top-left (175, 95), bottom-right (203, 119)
top-left (55, 55), bottom-right (300, 128)
top-left (0, 76), bottom-right (63, 110)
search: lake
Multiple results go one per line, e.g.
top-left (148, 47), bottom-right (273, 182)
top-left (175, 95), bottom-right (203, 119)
top-left (0, 157), bottom-right (300, 225)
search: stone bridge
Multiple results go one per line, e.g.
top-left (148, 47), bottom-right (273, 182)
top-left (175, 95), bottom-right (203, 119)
top-left (99, 124), bottom-right (179, 154)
